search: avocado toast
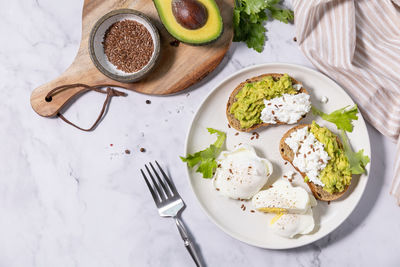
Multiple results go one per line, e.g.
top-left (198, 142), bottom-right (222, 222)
top-left (227, 73), bottom-right (310, 132)
top-left (279, 122), bottom-right (351, 201)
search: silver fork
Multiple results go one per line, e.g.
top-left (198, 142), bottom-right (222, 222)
top-left (140, 161), bottom-right (203, 267)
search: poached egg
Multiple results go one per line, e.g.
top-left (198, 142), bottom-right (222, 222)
top-left (213, 145), bottom-right (273, 200)
top-left (252, 179), bottom-right (317, 238)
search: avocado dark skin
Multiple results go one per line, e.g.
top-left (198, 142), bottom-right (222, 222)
top-left (171, 0), bottom-right (208, 30)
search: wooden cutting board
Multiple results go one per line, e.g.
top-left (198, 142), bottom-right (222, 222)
top-left (31, 0), bottom-right (234, 117)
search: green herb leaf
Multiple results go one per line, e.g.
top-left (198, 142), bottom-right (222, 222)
top-left (234, 0), bottom-right (294, 52)
top-left (244, 0), bottom-right (267, 14)
top-left (312, 105), bottom-right (359, 132)
top-left (266, 0), bottom-right (280, 5)
top-left (180, 128), bottom-right (226, 178)
top-left (340, 131), bottom-right (370, 174)
top-left (244, 20), bottom-right (267, 52)
top-left (268, 7), bottom-right (294, 24)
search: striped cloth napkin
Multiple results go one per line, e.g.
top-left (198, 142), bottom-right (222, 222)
top-left (292, 0), bottom-right (400, 204)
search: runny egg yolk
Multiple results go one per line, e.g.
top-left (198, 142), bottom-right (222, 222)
top-left (256, 207), bottom-right (288, 225)
top-left (270, 213), bottom-right (286, 225)
top-left (257, 207), bottom-right (288, 214)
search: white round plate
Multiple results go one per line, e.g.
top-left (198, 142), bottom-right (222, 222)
top-left (184, 63), bottom-right (371, 249)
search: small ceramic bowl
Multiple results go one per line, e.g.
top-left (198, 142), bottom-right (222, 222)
top-left (89, 9), bottom-right (160, 83)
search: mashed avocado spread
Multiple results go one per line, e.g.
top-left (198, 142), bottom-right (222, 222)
top-left (309, 121), bottom-right (352, 193)
top-left (230, 74), bottom-right (297, 129)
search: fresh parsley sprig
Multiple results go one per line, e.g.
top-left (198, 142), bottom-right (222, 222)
top-left (234, 0), bottom-right (294, 52)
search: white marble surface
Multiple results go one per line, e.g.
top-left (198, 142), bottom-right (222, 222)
top-left (1, 0), bottom-right (399, 266)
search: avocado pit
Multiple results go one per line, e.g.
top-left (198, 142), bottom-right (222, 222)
top-left (171, 0), bottom-right (208, 30)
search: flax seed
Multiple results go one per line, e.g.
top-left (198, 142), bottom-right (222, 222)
top-left (169, 39), bottom-right (180, 47)
top-left (103, 20), bottom-right (154, 73)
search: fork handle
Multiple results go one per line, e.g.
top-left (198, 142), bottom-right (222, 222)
top-left (174, 217), bottom-right (203, 267)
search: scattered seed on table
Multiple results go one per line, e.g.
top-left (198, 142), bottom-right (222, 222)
top-left (169, 40), bottom-right (180, 47)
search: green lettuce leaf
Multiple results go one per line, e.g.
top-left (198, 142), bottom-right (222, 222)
top-left (312, 105), bottom-right (359, 132)
top-left (180, 128), bottom-right (226, 178)
top-left (340, 131), bottom-right (370, 174)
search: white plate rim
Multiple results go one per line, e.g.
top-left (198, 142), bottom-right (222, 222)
top-left (183, 62), bottom-right (371, 249)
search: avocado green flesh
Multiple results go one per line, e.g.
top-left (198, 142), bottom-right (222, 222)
top-left (309, 121), bottom-right (352, 194)
top-left (230, 74), bottom-right (297, 129)
top-left (153, 0), bottom-right (223, 44)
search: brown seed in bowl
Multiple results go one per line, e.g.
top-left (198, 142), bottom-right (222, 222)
top-left (103, 20), bottom-right (154, 73)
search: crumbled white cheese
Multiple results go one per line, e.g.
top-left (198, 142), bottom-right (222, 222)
top-left (284, 127), bottom-right (330, 187)
top-left (320, 96), bottom-right (328, 103)
top-left (260, 93), bottom-right (311, 124)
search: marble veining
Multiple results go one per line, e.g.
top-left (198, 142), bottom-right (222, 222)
top-left (0, 0), bottom-right (399, 266)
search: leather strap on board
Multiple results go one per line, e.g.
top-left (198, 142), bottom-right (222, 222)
top-left (45, 84), bottom-right (128, 132)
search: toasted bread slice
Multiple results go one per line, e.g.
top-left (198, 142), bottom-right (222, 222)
top-left (226, 73), bottom-right (309, 132)
top-left (279, 124), bottom-right (349, 201)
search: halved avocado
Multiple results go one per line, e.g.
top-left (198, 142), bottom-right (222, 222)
top-left (153, 0), bottom-right (223, 45)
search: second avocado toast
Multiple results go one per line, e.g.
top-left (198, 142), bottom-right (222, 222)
top-left (280, 123), bottom-right (351, 201)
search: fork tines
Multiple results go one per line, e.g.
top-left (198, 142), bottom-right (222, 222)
top-left (141, 161), bottom-right (178, 205)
